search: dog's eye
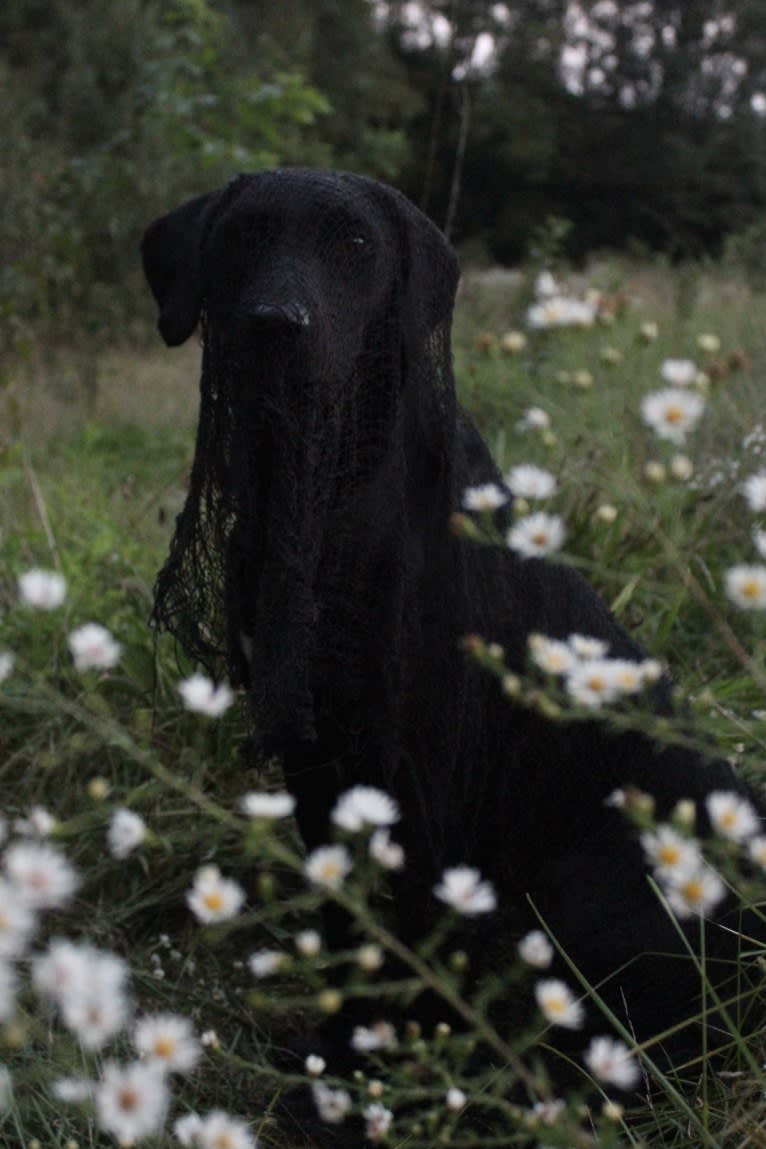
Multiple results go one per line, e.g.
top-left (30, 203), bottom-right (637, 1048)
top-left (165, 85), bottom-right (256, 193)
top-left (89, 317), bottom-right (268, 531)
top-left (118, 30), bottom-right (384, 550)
top-left (350, 235), bottom-right (368, 247)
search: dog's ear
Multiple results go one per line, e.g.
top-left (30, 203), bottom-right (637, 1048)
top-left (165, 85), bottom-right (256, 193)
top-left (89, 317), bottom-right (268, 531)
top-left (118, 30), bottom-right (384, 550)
top-left (141, 190), bottom-right (221, 347)
top-left (395, 192), bottom-right (460, 336)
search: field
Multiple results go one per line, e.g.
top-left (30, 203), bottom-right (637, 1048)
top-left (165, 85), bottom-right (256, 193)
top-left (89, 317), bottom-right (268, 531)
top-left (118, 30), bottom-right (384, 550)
top-left (2, 257), bottom-right (766, 1147)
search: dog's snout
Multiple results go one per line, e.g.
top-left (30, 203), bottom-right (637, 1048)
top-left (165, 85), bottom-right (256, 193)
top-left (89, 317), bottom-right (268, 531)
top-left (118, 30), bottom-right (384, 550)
top-left (248, 301), bottom-right (311, 330)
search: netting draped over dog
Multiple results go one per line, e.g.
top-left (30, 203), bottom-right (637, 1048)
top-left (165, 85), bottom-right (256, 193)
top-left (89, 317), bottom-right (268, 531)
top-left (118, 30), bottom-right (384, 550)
top-left (147, 169), bottom-right (481, 778)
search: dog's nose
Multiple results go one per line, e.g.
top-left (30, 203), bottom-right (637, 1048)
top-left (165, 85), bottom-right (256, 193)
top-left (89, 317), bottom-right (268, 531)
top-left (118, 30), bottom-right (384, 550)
top-left (248, 302), bottom-right (311, 330)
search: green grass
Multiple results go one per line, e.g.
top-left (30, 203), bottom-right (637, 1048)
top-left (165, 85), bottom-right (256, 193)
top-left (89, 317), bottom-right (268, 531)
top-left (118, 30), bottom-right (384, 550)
top-left (2, 256), bottom-right (766, 1147)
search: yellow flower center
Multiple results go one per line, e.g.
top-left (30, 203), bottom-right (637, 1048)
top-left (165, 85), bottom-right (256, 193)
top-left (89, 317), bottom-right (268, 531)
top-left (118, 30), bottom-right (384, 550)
top-left (741, 580), bottom-right (761, 600)
top-left (118, 1087), bottom-right (140, 1113)
top-left (154, 1036), bottom-right (176, 1059)
top-left (658, 844), bottom-right (681, 866)
top-left (203, 891), bottom-right (225, 912)
top-left (682, 878), bottom-right (703, 903)
top-left (664, 406), bottom-right (684, 424)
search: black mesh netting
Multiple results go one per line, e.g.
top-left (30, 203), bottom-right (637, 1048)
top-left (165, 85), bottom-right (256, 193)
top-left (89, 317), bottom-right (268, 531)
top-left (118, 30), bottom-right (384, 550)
top-left (143, 169), bottom-right (763, 1057)
top-left (145, 170), bottom-right (482, 772)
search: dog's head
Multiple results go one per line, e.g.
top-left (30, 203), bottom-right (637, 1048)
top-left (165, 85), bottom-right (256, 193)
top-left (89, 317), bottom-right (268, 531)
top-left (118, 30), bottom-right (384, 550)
top-left (142, 169), bottom-right (458, 388)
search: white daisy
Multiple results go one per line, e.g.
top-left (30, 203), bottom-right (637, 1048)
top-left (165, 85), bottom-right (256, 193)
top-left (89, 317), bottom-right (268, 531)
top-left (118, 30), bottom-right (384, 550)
top-left (199, 1112), bottom-right (256, 1149)
top-left (331, 786), bottom-right (400, 833)
top-left (697, 334), bottom-right (721, 354)
top-left (462, 482), bottom-right (509, 512)
top-left (294, 929), bottom-right (322, 957)
top-left (535, 978), bottom-right (585, 1029)
top-left (95, 1061), bottom-right (169, 1145)
top-left (535, 270), bottom-right (559, 298)
top-left (664, 864), bottom-right (727, 919)
top-left (517, 929), bottom-right (554, 969)
top-left (660, 358), bottom-right (697, 387)
top-left (606, 658), bottom-right (648, 695)
top-left (304, 844), bottom-right (353, 890)
top-left (18, 568), bottom-right (67, 610)
top-left (505, 464), bottom-right (558, 500)
top-left (248, 949), bottom-right (285, 979)
top-left (434, 866), bottom-right (497, 916)
top-left (364, 1102), bottom-right (394, 1142)
top-left (174, 1113), bottom-right (204, 1147)
top-left (706, 791), bottom-right (760, 842)
top-left (351, 1020), bottom-right (398, 1053)
top-left (742, 472), bottom-right (766, 513)
top-left (446, 1087), bottom-right (467, 1111)
top-left (516, 407), bottom-right (551, 431)
top-left (312, 1082), bottom-right (353, 1124)
top-left (640, 388), bottom-right (706, 443)
top-left (748, 836), bottom-right (766, 868)
top-left (568, 634), bottom-right (609, 660)
top-left (724, 564), bottom-right (766, 609)
top-left (187, 865), bottom-right (245, 923)
top-left (4, 842), bottom-right (79, 910)
top-left (369, 828), bottom-right (406, 870)
top-left (506, 512), bottom-right (566, 558)
top-left (51, 1076), bottom-right (95, 1103)
top-left (528, 634), bottom-right (577, 676)
top-left (178, 674), bottom-right (235, 718)
top-left (134, 1013), bottom-right (201, 1075)
top-left (107, 808), bottom-right (147, 859)
top-left (59, 957), bottom-right (132, 1050)
top-left (13, 805), bottom-right (55, 838)
top-left (305, 1054), bottom-right (326, 1077)
top-left (527, 296), bottom-right (596, 329)
top-left (584, 1035), bottom-right (641, 1090)
top-left (240, 791), bottom-right (296, 819)
top-left (68, 623), bottom-right (122, 671)
top-left (565, 659), bottom-right (623, 709)
top-left (641, 826), bottom-right (702, 881)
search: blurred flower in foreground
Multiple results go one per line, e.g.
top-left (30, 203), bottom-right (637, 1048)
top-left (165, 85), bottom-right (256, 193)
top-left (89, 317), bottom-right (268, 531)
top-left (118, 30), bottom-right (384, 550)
top-left (584, 1036), bottom-right (640, 1090)
top-left (434, 866), bottom-right (496, 915)
top-left (332, 786), bottom-right (400, 833)
top-left (462, 482), bottom-right (509, 512)
top-left (187, 866), bottom-right (245, 924)
top-left (724, 565), bottom-right (766, 609)
top-left (134, 1013), bottom-right (201, 1075)
top-left (18, 568), bottom-right (67, 609)
top-left (507, 512), bottom-right (566, 558)
top-left (240, 791), bottom-right (296, 819)
top-left (178, 674), bottom-right (234, 717)
top-left (107, 808), bottom-right (147, 859)
top-left (534, 978), bottom-right (584, 1029)
top-left (660, 358), bottom-right (697, 387)
top-left (304, 845), bottom-right (353, 890)
top-left (96, 1060), bottom-right (169, 1144)
top-left (742, 472), bottom-right (766, 513)
top-left (640, 388), bottom-right (706, 444)
top-left (68, 623), bottom-right (122, 671)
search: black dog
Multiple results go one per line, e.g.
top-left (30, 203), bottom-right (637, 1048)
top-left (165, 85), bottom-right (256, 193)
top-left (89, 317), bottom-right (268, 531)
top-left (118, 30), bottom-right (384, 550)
top-left (143, 169), bottom-right (761, 1078)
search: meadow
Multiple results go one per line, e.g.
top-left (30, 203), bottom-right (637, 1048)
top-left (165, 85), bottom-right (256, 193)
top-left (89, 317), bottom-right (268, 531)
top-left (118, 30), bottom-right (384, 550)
top-left (1, 255), bottom-right (766, 1147)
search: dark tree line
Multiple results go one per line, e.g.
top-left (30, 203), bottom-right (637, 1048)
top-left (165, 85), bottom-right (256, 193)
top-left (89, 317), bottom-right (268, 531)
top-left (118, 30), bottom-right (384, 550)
top-left (2, 0), bottom-right (766, 346)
